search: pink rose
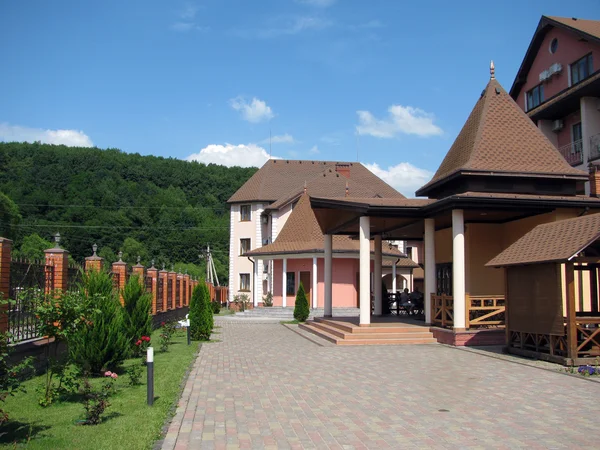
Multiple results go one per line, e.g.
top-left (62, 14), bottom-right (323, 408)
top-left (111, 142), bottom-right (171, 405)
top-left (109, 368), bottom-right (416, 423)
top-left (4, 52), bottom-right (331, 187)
top-left (104, 371), bottom-right (112, 377)
top-left (111, 373), bottom-right (118, 379)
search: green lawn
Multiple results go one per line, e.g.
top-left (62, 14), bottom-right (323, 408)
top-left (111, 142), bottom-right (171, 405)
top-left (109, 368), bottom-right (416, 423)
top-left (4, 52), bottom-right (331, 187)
top-left (1, 329), bottom-right (199, 450)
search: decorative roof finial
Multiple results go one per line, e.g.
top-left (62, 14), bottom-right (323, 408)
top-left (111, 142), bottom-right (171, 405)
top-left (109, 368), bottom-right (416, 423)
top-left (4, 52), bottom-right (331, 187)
top-left (137, 255), bottom-right (141, 265)
top-left (303, 180), bottom-right (307, 194)
top-left (118, 251), bottom-right (123, 262)
top-left (345, 181), bottom-right (349, 197)
top-left (92, 243), bottom-right (98, 257)
top-left (490, 60), bottom-right (495, 80)
top-left (54, 232), bottom-right (61, 249)
top-left (151, 259), bottom-right (155, 268)
top-left (162, 263), bottom-right (166, 271)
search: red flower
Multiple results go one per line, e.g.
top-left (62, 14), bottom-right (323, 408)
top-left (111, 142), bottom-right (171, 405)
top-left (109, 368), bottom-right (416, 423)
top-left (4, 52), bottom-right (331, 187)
top-left (142, 336), bottom-right (151, 342)
top-left (135, 340), bottom-right (142, 346)
top-left (160, 322), bottom-right (166, 327)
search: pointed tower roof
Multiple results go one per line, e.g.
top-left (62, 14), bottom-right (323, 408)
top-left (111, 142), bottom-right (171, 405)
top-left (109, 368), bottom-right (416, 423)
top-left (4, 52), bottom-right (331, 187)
top-left (416, 65), bottom-right (587, 197)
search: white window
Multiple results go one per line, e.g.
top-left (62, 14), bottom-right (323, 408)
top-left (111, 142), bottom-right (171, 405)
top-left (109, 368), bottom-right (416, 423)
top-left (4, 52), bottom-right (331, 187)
top-left (239, 273), bottom-right (251, 291)
top-left (240, 204), bottom-right (251, 221)
top-left (240, 238), bottom-right (251, 255)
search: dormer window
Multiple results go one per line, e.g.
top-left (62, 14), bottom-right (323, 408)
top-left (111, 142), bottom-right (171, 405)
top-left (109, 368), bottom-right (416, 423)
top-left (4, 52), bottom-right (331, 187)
top-left (570, 53), bottom-right (593, 85)
top-left (240, 204), bottom-right (251, 221)
top-left (526, 84), bottom-right (544, 111)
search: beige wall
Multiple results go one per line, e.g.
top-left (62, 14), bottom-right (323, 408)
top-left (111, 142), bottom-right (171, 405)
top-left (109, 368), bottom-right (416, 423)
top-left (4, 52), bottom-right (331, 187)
top-left (466, 223), bottom-right (505, 296)
top-left (434, 228), bottom-right (452, 263)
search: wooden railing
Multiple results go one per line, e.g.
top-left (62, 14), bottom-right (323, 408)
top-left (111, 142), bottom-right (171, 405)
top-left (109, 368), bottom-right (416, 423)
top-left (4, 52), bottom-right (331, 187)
top-left (574, 316), bottom-right (600, 359)
top-left (431, 294), bottom-right (505, 329)
top-left (467, 295), bottom-right (505, 328)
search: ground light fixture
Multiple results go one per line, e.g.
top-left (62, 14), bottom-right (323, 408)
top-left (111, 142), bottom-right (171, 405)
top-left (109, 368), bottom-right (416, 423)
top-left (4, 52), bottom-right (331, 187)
top-left (147, 347), bottom-right (154, 406)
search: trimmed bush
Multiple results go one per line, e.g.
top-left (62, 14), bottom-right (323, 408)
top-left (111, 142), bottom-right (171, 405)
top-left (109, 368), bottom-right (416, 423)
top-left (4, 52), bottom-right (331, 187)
top-left (69, 270), bottom-right (129, 373)
top-left (211, 300), bottom-right (221, 314)
top-left (293, 282), bottom-right (309, 322)
top-left (189, 283), bottom-right (212, 341)
top-left (122, 275), bottom-right (153, 348)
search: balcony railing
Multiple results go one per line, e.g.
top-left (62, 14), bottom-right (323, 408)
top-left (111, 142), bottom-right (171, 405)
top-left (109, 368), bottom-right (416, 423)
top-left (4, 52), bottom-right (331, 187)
top-left (558, 139), bottom-right (583, 166)
top-left (589, 133), bottom-right (600, 162)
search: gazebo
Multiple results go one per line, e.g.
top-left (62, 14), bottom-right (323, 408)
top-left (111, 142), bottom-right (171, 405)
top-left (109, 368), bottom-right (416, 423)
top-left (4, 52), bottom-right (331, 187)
top-left (487, 213), bottom-right (600, 365)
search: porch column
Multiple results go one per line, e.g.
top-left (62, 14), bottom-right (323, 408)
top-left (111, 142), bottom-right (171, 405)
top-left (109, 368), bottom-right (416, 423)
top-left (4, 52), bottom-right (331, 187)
top-left (324, 234), bottom-right (333, 317)
top-left (359, 216), bottom-right (371, 326)
top-left (312, 256), bottom-right (318, 309)
top-left (424, 218), bottom-right (435, 324)
top-left (452, 210), bottom-right (466, 330)
top-left (392, 261), bottom-right (397, 294)
top-left (253, 261), bottom-right (258, 307)
top-left (282, 258), bottom-right (287, 308)
top-left (374, 235), bottom-right (382, 315)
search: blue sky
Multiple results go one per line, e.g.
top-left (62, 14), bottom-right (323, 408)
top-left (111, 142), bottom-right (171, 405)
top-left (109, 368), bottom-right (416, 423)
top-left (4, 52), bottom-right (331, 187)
top-left (0, 0), bottom-right (597, 196)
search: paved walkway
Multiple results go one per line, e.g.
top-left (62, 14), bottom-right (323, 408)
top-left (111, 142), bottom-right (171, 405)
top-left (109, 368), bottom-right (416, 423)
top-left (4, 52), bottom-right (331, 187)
top-left (162, 317), bottom-right (599, 449)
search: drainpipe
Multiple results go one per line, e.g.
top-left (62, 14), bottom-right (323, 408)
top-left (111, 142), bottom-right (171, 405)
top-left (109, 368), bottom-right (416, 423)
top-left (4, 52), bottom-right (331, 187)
top-left (247, 256), bottom-right (257, 307)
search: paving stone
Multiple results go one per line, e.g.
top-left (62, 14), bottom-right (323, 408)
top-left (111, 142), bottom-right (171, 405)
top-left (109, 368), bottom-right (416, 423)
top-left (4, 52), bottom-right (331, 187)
top-left (163, 317), bottom-right (600, 449)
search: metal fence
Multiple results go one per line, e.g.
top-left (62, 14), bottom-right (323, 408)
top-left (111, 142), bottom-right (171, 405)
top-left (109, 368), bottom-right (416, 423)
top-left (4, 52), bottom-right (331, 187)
top-left (8, 260), bottom-right (52, 343)
top-left (167, 279), bottom-right (173, 309)
top-left (175, 279), bottom-right (180, 307)
top-left (145, 274), bottom-right (153, 294)
top-left (66, 264), bottom-right (83, 292)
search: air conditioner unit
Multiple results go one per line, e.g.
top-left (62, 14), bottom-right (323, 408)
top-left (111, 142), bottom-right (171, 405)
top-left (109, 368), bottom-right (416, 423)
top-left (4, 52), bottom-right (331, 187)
top-left (551, 119), bottom-right (564, 132)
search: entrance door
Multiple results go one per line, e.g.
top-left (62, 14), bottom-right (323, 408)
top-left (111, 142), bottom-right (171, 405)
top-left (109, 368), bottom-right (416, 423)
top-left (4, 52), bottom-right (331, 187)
top-left (300, 271), bottom-right (311, 305)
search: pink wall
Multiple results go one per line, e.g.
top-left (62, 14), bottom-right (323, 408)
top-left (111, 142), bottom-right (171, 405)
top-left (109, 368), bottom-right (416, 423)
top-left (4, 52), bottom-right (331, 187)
top-left (272, 257), bottom-right (362, 308)
top-left (517, 26), bottom-right (599, 109)
top-left (556, 110), bottom-right (582, 148)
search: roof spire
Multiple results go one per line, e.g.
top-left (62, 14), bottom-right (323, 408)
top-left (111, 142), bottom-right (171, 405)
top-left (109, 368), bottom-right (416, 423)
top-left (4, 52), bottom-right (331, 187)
top-left (490, 60), bottom-right (495, 80)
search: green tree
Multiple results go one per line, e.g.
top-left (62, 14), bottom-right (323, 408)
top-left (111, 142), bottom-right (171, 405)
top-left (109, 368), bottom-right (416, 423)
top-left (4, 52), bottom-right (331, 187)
top-left (0, 192), bottom-right (20, 240)
top-left (293, 282), bottom-right (309, 322)
top-left (17, 233), bottom-right (52, 261)
top-left (122, 237), bottom-right (149, 266)
top-left (122, 275), bottom-right (153, 350)
top-left (189, 282), bottom-right (212, 341)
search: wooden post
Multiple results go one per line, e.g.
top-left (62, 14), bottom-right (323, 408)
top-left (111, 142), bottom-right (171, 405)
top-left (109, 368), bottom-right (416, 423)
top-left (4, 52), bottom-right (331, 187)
top-left (591, 265), bottom-right (599, 314)
top-left (465, 293), bottom-right (470, 329)
top-left (504, 268), bottom-right (510, 348)
top-left (147, 266), bottom-right (158, 315)
top-left (565, 262), bottom-right (577, 362)
top-left (0, 238), bottom-right (12, 333)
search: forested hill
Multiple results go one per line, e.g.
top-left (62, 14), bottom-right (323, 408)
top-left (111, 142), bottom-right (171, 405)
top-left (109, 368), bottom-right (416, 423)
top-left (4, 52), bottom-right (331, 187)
top-left (0, 142), bottom-right (257, 283)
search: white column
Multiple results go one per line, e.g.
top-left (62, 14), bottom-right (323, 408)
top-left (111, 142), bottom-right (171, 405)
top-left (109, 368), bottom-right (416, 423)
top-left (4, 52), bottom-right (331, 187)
top-left (424, 218), bottom-right (436, 324)
top-left (324, 234), bottom-right (333, 317)
top-left (452, 210), bottom-right (466, 329)
top-left (253, 261), bottom-right (258, 307)
top-left (374, 235), bottom-right (382, 315)
top-left (392, 262), bottom-right (397, 294)
top-left (312, 256), bottom-right (318, 309)
top-left (359, 216), bottom-right (371, 326)
top-left (282, 258), bottom-right (287, 308)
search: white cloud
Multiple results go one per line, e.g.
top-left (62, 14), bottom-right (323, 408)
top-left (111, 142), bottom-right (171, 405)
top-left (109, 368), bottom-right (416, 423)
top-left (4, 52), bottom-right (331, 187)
top-left (309, 145), bottom-right (320, 154)
top-left (296, 0), bottom-right (336, 7)
top-left (356, 105), bottom-right (443, 138)
top-left (180, 3), bottom-right (199, 19)
top-left (260, 133), bottom-right (295, 144)
top-left (186, 143), bottom-right (281, 168)
top-left (170, 22), bottom-right (209, 32)
top-left (363, 162), bottom-right (433, 198)
top-left (234, 16), bottom-right (332, 39)
top-left (0, 123), bottom-right (94, 147)
top-left (230, 97), bottom-right (274, 123)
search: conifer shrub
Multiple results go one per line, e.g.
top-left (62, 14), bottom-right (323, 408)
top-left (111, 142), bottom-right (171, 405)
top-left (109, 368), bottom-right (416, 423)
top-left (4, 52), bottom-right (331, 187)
top-left (293, 282), bottom-right (309, 322)
top-left (122, 275), bottom-right (153, 349)
top-left (69, 270), bottom-right (129, 373)
top-left (211, 300), bottom-right (221, 314)
top-left (189, 282), bottom-right (212, 340)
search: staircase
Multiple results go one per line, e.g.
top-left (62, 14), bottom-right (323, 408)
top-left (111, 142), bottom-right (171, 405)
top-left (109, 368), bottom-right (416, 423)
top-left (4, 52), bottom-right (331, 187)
top-left (235, 307), bottom-right (360, 320)
top-left (299, 317), bottom-right (437, 346)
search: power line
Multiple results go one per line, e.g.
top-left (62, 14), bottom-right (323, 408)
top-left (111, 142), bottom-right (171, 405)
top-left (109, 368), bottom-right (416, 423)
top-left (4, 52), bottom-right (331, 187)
top-left (14, 203), bottom-right (231, 212)
top-left (7, 223), bottom-right (229, 231)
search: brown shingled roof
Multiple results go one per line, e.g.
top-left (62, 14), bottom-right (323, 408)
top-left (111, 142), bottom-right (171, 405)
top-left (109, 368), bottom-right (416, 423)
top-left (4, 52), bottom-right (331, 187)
top-left (227, 160), bottom-right (404, 204)
top-left (416, 78), bottom-right (587, 197)
top-left (246, 194), bottom-right (408, 258)
top-left (486, 213), bottom-right (600, 267)
top-left (547, 16), bottom-right (600, 40)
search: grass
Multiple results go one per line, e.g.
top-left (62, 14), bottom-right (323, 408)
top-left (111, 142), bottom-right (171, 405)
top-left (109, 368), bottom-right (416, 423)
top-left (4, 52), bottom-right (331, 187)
top-left (1, 329), bottom-right (199, 450)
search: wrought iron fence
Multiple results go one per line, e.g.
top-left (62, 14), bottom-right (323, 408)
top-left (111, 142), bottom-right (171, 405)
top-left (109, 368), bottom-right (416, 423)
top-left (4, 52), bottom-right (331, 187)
top-left (66, 264), bottom-right (83, 292)
top-left (183, 280), bottom-right (187, 305)
top-left (8, 259), bottom-right (50, 343)
top-left (175, 279), bottom-right (181, 307)
top-left (145, 274), bottom-right (153, 293)
top-left (167, 279), bottom-right (173, 309)
top-left (558, 139), bottom-right (583, 166)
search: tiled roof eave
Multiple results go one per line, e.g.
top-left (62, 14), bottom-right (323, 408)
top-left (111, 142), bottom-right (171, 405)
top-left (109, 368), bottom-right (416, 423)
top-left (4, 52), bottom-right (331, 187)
top-left (244, 249), bottom-right (407, 258)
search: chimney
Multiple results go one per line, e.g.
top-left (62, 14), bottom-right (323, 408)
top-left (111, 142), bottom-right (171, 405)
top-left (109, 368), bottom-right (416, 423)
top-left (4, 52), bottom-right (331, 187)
top-left (590, 163), bottom-right (600, 197)
top-left (335, 163), bottom-right (351, 179)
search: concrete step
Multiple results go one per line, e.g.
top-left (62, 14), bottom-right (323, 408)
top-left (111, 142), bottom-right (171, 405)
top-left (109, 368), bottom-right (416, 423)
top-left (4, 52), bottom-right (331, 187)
top-left (299, 322), bottom-right (437, 346)
top-left (309, 321), bottom-right (435, 340)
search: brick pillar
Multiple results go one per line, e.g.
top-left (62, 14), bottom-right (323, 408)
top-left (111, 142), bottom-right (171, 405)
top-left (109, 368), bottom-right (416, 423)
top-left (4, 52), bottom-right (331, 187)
top-left (159, 267), bottom-right (168, 312)
top-left (84, 244), bottom-right (103, 272)
top-left (112, 253), bottom-right (127, 306)
top-left (177, 272), bottom-right (184, 308)
top-left (132, 257), bottom-right (145, 280)
top-left (184, 274), bottom-right (190, 306)
top-left (589, 163), bottom-right (600, 197)
top-left (147, 266), bottom-right (158, 315)
top-left (45, 246), bottom-right (69, 292)
top-left (168, 268), bottom-right (177, 310)
top-left (0, 238), bottom-right (12, 333)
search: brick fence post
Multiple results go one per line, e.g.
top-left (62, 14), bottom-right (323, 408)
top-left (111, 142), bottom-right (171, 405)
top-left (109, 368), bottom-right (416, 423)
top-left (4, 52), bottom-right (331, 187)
top-left (112, 252), bottom-right (127, 306)
top-left (177, 272), bottom-right (184, 308)
top-left (0, 238), bottom-right (12, 333)
top-left (147, 263), bottom-right (158, 315)
top-left (159, 266), bottom-right (168, 312)
top-left (183, 273), bottom-right (190, 306)
top-left (85, 244), bottom-right (103, 273)
top-left (132, 256), bottom-right (144, 280)
top-left (45, 234), bottom-right (69, 292)
top-left (168, 267), bottom-right (177, 310)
